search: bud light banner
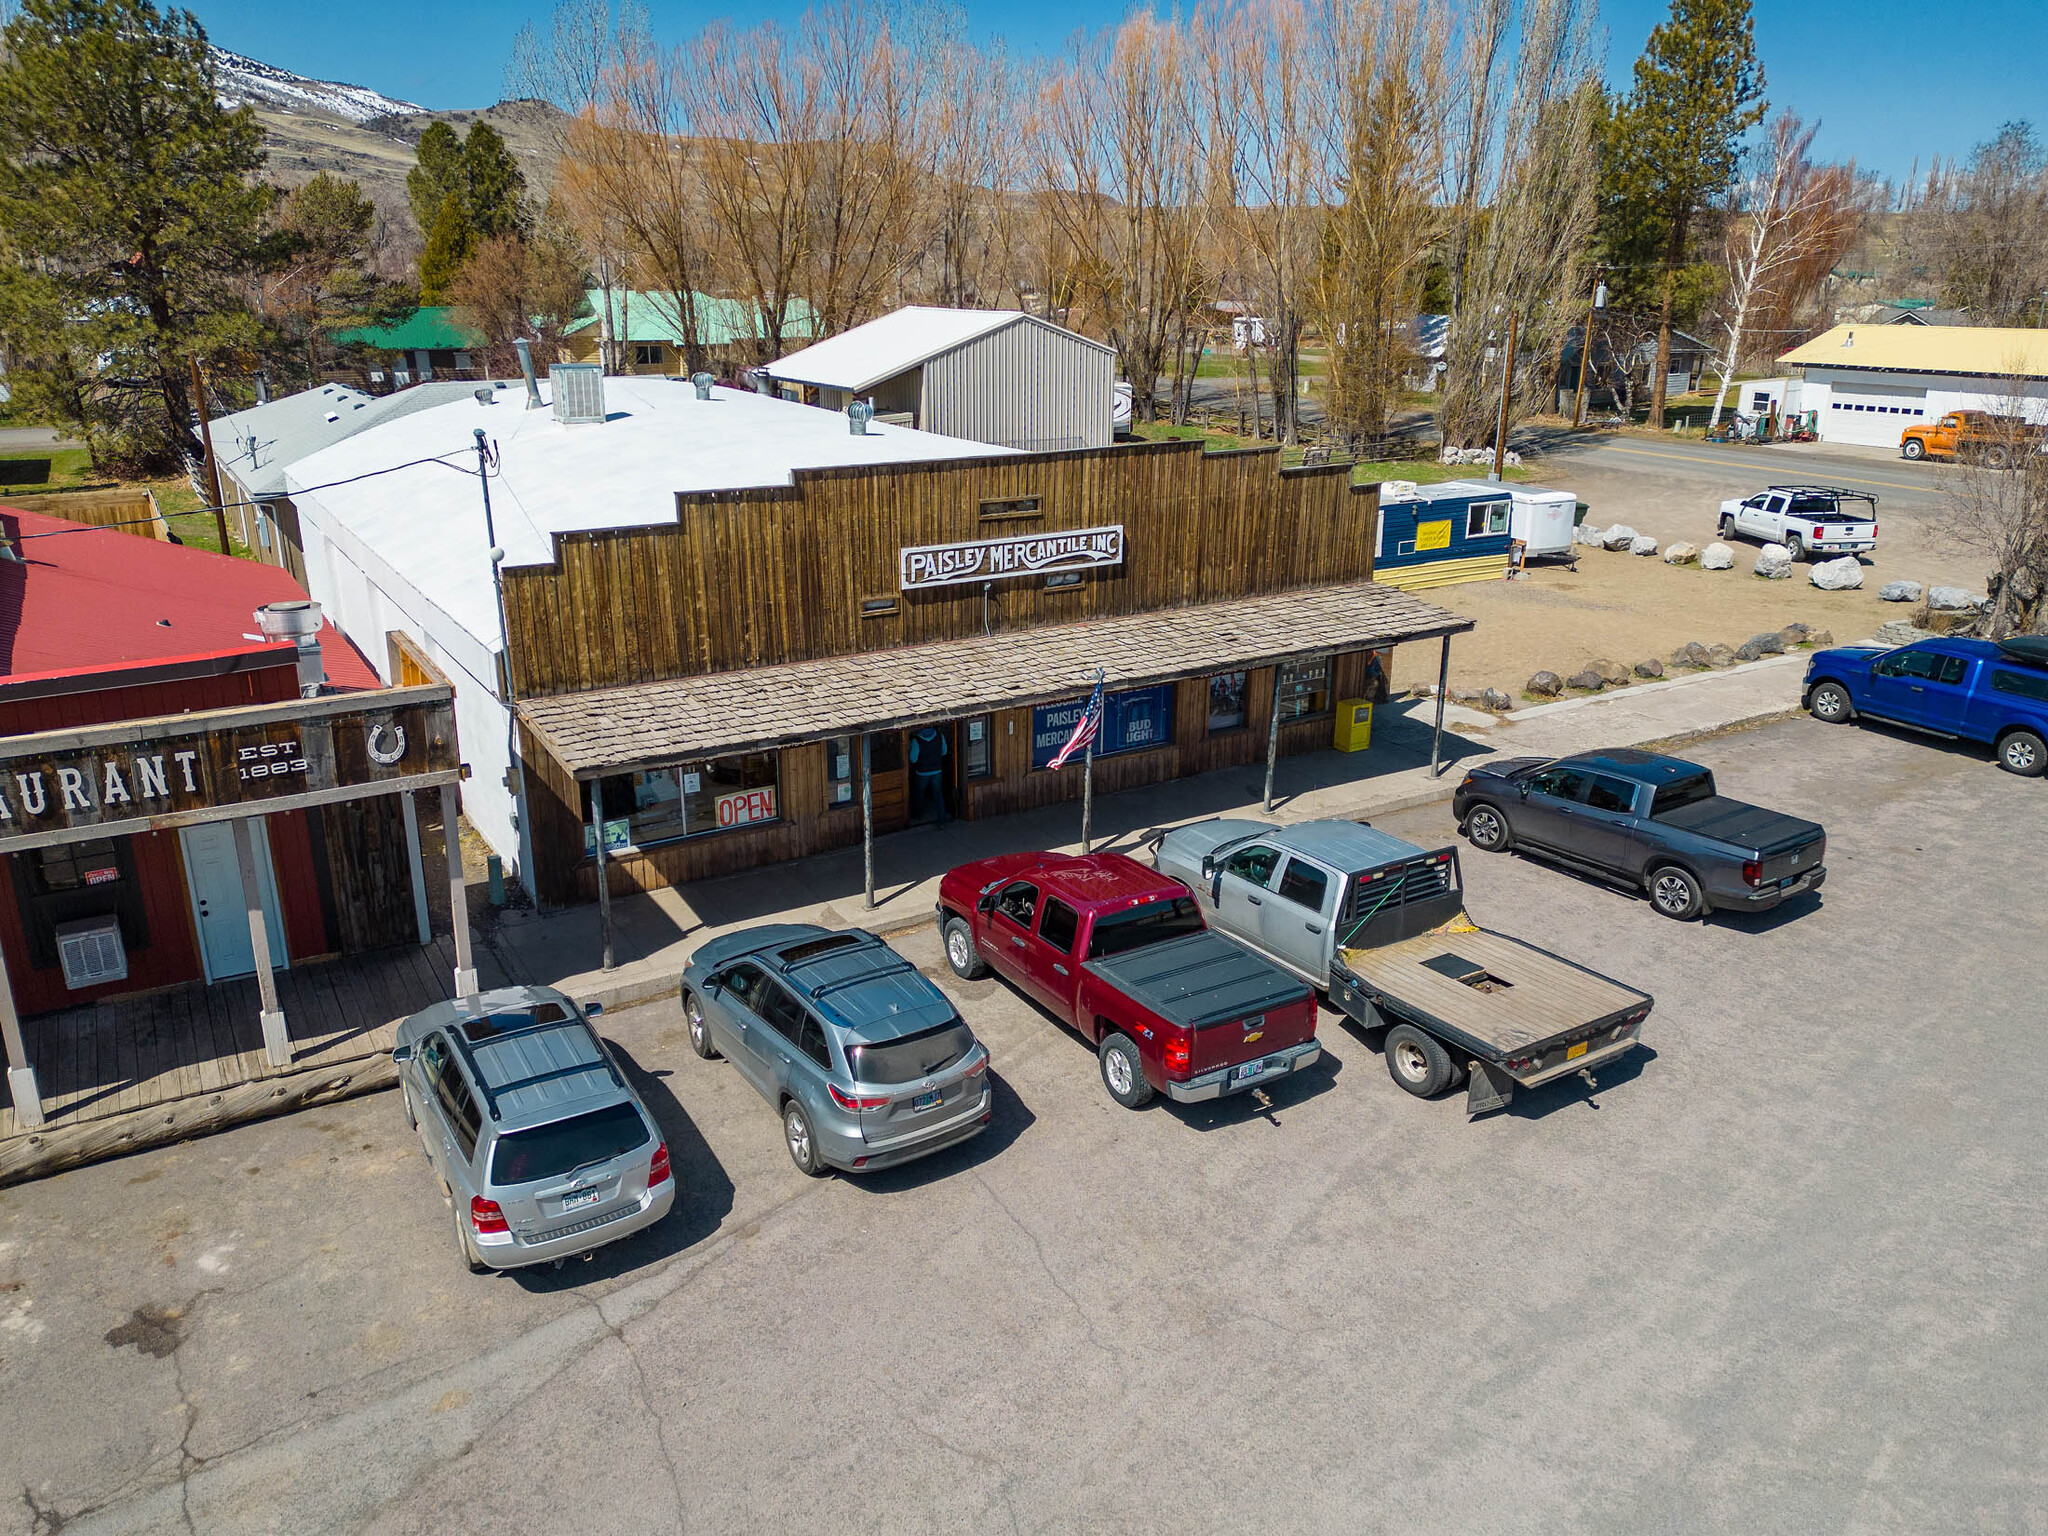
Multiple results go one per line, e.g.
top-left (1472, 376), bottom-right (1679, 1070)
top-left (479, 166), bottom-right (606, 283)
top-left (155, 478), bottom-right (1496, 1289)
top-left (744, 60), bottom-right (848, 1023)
top-left (1032, 683), bottom-right (1175, 768)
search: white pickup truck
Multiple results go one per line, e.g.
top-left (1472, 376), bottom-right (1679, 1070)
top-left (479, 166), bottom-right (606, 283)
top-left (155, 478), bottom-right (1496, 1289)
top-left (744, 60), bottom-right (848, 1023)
top-left (1715, 485), bottom-right (1878, 562)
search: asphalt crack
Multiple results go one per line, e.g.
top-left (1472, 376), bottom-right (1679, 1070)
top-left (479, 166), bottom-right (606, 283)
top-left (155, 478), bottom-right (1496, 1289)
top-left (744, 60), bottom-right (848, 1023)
top-left (971, 1170), bottom-right (1112, 1361)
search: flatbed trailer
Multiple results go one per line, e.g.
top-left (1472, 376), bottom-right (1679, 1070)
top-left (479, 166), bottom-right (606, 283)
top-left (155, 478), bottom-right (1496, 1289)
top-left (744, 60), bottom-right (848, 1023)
top-left (1329, 912), bottom-right (1652, 1115)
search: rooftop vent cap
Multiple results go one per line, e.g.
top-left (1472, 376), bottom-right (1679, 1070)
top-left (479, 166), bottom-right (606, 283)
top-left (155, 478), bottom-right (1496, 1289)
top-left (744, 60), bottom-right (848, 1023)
top-left (549, 362), bottom-right (606, 425)
top-left (255, 600), bottom-right (325, 697)
top-left (848, 399), bottom-right (874, 436)
top-left (324, 411), bottom-right (340, 423)
top-left (692, 372), bottom-right (715, 400)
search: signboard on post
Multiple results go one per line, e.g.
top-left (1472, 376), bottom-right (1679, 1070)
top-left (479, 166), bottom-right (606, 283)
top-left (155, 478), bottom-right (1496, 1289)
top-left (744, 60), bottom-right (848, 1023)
top-left (900, 526), bottom-right (1124, 591)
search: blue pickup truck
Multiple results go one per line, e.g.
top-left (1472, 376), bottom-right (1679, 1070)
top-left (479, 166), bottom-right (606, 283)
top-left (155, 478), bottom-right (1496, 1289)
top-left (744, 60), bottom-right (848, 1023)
top-left (1802, 636), bottom-right (2048, 777)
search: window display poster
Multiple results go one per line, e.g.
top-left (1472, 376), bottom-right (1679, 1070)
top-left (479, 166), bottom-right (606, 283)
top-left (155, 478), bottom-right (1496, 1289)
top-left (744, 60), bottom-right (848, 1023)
top-left (716, 785), bottom-right (778, 829)
top-left (584, 818), bottom-right (633, 854)
top-left (1032, 684), bottom-right (1175, 767)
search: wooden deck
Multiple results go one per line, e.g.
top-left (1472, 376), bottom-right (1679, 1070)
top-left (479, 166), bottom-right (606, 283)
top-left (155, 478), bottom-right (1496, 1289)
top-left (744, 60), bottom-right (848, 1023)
top-left (1340, 924), bottom-right (1648, 1052)
top-left (0, 938), bottom-right (496, 1185)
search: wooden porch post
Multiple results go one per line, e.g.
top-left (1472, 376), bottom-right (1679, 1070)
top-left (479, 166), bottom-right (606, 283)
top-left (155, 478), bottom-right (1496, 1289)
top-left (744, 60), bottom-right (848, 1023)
top-left (1431, 635), bottom-right (1451, 778)
top-left (588, 783), bottom-right (615, 972)
top-left (399, 789), bottom-right (432, 946)
top-left (442, 783), bottom-right (479, 998)
top-left (861, 734), bottom-right (875, 910)
top-left (1262, 668), bottom-right (1283, 812)
top-left (0, 941), bottom-right (44, 1130)
top-left (232, 816), bottom-right (292, 1067)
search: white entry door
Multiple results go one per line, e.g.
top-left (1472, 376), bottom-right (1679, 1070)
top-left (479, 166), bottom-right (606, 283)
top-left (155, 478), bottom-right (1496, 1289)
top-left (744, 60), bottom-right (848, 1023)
top-left (180, 821), bottom-right (288, 982)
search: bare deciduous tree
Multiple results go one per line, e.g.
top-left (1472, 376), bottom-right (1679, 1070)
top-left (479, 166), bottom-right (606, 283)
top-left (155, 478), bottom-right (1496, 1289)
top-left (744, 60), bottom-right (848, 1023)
top-left (1707, 111), bottom-right (1861, 429)
top-left (1936, 371), bottom-right (2048, 638)
top-left (1901, 122), bottom-right (2048, 327)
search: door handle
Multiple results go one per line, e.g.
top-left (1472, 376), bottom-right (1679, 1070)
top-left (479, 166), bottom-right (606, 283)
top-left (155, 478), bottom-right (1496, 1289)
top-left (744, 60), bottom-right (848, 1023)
top-left (1247, 895), bottom-right (1263, 906)
top-left (1054, 963), bottom-right (1069, 975)
top-left (1306, 923), bottom-right (1323, 934)
top-left (1011, 936), bottom-right (1026, 948)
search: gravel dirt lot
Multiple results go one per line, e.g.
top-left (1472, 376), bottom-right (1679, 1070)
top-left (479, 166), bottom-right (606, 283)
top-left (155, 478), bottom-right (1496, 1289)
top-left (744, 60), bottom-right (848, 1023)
top-left (1388, 435), bottom-right (1992, 698)
top-left (1, 714), bottom-right (2041, 1534)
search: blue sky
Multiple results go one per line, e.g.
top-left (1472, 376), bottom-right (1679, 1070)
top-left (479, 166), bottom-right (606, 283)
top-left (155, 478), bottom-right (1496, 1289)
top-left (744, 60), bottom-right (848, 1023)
top-left (190, 0), bottom-right (2047, 184)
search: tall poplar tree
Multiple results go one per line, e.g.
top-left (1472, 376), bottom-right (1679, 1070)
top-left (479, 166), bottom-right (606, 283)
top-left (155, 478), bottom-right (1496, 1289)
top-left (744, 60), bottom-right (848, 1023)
top-left (1613, 0), bottom-right (1765, 427)
top-left (0, 0), bottom-right (276, 469)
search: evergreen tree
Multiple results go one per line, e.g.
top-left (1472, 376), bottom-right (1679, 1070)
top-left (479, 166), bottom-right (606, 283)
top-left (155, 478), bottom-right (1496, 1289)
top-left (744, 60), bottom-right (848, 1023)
top-left (1612, 0), bottom-right (1765, 426)
top-left (461, 123), bottom-right (527, 239)
top-left (406, 121), bottom-right (466, 235)
top-left (275, 172), bottom-right (387, 381)
top-left (0, 0), bottom-right (276, 470)
top-left (418, 192), bottom-right (477, 304)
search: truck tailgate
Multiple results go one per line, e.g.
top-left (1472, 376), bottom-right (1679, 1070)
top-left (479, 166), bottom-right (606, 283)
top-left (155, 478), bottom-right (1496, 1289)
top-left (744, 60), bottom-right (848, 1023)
top-left (1335, 923), bottom-right (1650, 1061)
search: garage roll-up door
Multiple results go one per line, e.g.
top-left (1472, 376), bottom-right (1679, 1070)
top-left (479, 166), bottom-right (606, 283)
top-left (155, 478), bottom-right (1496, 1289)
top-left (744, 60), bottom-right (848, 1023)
top-left (1822, 382), bottom-right (1929, 447)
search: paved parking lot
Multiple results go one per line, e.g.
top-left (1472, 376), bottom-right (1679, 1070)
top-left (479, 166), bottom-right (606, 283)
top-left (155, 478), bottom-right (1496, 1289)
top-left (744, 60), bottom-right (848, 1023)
top-left (2, 714), bottom-right (2042, 1535)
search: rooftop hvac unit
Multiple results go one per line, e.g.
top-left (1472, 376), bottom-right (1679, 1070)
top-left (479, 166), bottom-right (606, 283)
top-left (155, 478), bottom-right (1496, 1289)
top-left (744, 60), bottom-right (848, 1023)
top-left (550, 363), bottom-right (607, 424)
top-left (56, 915), bottom-right (127, 990)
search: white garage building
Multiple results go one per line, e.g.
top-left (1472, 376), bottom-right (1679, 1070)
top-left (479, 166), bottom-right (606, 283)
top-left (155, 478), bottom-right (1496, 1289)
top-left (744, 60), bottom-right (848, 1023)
top-left (1778, 325), bottom-right (2048, 449)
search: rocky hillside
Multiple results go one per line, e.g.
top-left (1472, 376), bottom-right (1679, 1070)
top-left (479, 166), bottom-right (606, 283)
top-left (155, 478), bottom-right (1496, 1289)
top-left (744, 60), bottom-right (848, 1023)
top-left (213, 48), bottom-right (561, 255)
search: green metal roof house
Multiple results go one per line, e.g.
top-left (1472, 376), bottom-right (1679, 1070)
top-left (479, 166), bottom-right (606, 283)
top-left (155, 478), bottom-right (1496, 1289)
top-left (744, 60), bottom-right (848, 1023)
top-left (332, 307), bottom-right (486, 385)
top-left (562, 290), bottom-right (818, 373)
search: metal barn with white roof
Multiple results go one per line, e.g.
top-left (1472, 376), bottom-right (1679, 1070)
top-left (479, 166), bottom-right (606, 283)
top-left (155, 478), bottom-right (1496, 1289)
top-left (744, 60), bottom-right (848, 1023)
top-left (764, 305), bottom-right (1118, 453)
top-left (1778, 325), bottom-right (2048, 448)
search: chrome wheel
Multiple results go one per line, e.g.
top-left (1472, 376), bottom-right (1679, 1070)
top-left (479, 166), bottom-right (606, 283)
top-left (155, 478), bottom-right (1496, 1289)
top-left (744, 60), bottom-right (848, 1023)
top-left (687, 998), bottom-right (706, 1050)
top-left (1810, 683), bottom-right (1849, 722)
top-left (1393, 1038), bottom-right (1430, 1083)
top-left (1105, 1047), bottom-right (1134, 1097)
top-left (946, 925), bottom-right (973, 973)
top-left (1467, 806), bottom-right (1506, 850)
top-left (2003, 734), bottom-right (2042, 773)
top-left (1653, 873), bottom-right (1696, 916)
top-left (785, 1106), bottom-right (811, 1164)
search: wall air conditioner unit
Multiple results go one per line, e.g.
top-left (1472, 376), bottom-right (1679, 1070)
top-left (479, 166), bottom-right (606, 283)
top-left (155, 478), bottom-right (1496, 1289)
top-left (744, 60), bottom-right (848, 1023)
top-left (56, 915), bottom-right (128, 990)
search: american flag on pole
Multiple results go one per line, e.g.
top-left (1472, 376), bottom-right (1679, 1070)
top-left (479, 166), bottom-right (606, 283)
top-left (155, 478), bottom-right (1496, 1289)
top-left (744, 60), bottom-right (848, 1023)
top-left (1048, 672), bottom-right (1106, 770)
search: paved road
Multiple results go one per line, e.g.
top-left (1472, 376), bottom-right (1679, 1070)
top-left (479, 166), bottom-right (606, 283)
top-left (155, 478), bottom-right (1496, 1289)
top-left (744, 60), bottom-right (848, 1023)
top-left (1535, 432), bottom-right (1953, 514)
top-left (3, 717), bottom-right (2042, 1534)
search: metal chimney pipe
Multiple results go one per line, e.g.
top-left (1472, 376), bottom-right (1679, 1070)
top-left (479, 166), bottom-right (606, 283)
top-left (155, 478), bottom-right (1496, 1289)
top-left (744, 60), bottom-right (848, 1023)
top-left (513, 338), bottom-right (544, 409)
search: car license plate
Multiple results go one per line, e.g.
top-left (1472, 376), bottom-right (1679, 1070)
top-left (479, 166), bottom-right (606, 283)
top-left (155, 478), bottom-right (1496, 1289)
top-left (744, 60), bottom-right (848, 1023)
top-left (1566, 1040), bottom-right (1588, 1060)
top-left (1233, 1060), bottom-right (1267, 1083)
top-left (562, 1187), bottom-right (601, 1211)
top-left (912, 1088), bottom-right (942, 1112)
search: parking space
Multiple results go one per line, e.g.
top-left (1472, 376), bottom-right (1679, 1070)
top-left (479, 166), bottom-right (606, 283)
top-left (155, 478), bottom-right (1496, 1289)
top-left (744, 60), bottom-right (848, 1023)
top-left (2, 715), bottom-right (2042, 1534)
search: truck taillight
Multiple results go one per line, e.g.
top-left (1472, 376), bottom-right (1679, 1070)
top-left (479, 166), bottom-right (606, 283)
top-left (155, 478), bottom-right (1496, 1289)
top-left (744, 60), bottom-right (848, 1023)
top-left (1163, 1036), bottom-right (1191, 1076)
top-left (470, 1196), bottom-right (508, 1234)
top-left (828, 1082), bottom-right (891, 1112)
top-left (1742, 860), bottom-right (1762, 887)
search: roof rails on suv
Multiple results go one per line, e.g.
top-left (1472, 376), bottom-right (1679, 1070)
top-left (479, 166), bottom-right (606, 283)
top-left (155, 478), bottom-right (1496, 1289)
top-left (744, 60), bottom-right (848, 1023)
top-left (440, 1002), bottom-right (623, 1120)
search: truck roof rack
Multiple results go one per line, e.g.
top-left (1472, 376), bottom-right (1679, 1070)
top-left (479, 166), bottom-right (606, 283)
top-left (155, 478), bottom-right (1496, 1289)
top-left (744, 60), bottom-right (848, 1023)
top-left (1764, 484), bottom-right (1876, 499)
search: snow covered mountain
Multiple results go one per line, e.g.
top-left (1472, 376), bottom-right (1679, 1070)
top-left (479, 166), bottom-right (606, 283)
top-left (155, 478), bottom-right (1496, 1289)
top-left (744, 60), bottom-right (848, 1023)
top-left (210, 46), bottom-right (426, 124)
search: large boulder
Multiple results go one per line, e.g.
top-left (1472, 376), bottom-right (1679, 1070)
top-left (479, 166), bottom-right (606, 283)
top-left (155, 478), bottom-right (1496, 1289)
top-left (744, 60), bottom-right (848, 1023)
top-left (1705, 643), bottom-right (1740, 667)
top-left (1630, 534), bottom-right (1660, 556)
top-left (1754, 543), bottom-right (1795, 579)
top-left (1736, 630), bottom-right (1788, 662)
top-left (1572, 521), bottom-right (1600, 546)
top-left (1662, 541), bottom-right (1699, 565)
top-left (1566, 669), bottom-right (1606, 692)
top-left (1926, 585), bottom-right (1981, 612)
top-left (1808, 629), bottom-right (1834, 647)
top-left (1700, 541), bottom-right (1735, 570)
top-left (1586, 657), bottom-right (1630, 685)
top-left (1526, 670), bottom-right (1564, 697)
top-left (1670, 641), bottom-right (1714, 669)
top-left (1481, 687), bottom-right (1515, 713)
top-left (1601, 524), bottom-right (1639, 551)
top-left (1777, 622), bottom-right (1813, 645)
top-left (1878, 580), bottom-right (1923, 603)
top-left (1809, 555), bottom-right (1865, 591)
top-left (1873, 619), bottom-right (1935, 646)
top-left (1633, 658), bottom-right (1665, 679)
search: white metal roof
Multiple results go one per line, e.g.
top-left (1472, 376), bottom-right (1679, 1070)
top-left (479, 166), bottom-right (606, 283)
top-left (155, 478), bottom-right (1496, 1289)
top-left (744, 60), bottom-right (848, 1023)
top-left (763, 306), bottom-right (1114, 393)
top-left (213, 379), bottom-right (484, 496)
top-left (281, 376), bottom-right (1014, 651)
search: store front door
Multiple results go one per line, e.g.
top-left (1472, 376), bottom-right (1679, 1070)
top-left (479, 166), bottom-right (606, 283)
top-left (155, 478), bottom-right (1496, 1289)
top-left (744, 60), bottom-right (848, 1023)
top-left (180, 821), bottom-right (288, 983)
top-left (865, 732), bottom-right (910, 834)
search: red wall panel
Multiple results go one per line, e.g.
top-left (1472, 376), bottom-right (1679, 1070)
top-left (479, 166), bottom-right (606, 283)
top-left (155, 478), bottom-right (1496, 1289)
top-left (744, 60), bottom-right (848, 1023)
top-left (266, 810), bottom-right (333, 961)
top-left (0, 659), bottom-right (298, 737)
top-left (0, 830), bottom-right (201, 1016)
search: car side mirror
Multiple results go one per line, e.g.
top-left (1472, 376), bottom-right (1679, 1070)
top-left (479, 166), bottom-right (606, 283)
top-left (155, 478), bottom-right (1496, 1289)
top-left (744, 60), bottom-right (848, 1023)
top-left (702, 973), bottom-right (724, 995)
top-left (976, 892), bottom-right (996, 915)
top-left (582, 1001), bottom-right (603, 1018)
top-left (1516, 781), bottom-right (1531, 797)
top-left (1199, 854), bottom-right (1214, 877)
top-left (391, 1043), bottom-right (413, 1065)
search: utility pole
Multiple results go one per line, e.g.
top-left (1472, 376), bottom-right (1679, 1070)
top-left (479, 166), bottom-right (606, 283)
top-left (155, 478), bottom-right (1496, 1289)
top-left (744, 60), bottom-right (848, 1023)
top-left (1571, 267), bottom-right (1607, 429)
top-left (188, 356), bottom-right (229, 554)
top-left (1489, 311), bottom-right (1519, 483)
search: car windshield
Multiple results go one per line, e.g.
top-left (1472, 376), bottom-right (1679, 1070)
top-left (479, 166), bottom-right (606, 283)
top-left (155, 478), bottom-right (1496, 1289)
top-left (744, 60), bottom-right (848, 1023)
top-left (1087, 896), bottom-right (1204, 958)
top-left (489, 1100), bottom-right (650, 1186)
top-left (1651, 773), bottom-right (1716, 816)
top-left (846, 1021), bottom-right (974, 1085)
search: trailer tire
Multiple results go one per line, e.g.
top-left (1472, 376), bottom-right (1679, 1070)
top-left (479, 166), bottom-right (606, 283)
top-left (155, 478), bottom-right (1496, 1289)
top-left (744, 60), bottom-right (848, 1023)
top-left (1098, 1033), bottom-right (1153, 1108)
top-left (942, 916), bottom-right (989, 979)
top-left (1384, 1024), bottom-right (1455, 1099)
top-left (1464, 803), bottom-right (1512, 853)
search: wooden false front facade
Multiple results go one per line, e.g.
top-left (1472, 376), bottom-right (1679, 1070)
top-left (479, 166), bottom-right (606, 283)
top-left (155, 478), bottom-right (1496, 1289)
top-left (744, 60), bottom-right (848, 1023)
top-left (502, 437), bottom-right (1470, 907)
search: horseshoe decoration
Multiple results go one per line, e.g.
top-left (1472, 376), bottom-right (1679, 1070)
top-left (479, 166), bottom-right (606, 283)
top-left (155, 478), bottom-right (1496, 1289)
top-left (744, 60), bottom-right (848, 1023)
top-left (366, 722), bottom-right (408, 766)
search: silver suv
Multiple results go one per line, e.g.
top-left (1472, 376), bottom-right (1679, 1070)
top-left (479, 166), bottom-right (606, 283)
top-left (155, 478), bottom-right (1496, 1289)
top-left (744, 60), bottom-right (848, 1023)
top-left (680, 925), bottom-right (990, 1176)
top-left (392, 985), bottom-right (675, 1272)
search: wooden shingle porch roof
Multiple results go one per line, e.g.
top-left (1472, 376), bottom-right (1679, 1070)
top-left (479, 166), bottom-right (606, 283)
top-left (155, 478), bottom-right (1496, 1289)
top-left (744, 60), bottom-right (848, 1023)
top-left (517, 580), bottom-right (1473, 779)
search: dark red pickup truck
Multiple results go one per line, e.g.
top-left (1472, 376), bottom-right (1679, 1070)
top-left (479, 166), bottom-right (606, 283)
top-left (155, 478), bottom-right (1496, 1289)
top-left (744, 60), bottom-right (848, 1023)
top-left (937, 851), bottom-right (1320, 1108)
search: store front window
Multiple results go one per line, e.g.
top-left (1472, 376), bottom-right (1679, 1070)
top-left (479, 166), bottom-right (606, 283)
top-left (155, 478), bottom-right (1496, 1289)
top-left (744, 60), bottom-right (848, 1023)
top-left (963, 716), bottom-right (993, 779)
top-left (583, 753), bottom-right (780, 853)
top-left (1208, 672), bottom-right (1248, 733)
top-left (827, 736), bottom-right (856, 806)
top-left (1032, 684), bottom-right (1175, 768)
top-left (1276, 657), bottom-right (1332, 721)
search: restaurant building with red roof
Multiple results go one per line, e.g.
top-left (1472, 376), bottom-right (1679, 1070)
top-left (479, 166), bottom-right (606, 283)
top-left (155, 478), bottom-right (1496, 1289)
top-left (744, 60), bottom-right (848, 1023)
top-left (0, 506), bottom-right (471, 1152)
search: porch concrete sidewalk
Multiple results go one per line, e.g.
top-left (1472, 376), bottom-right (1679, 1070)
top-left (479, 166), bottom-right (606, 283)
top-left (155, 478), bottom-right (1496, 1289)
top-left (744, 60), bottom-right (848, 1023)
top-left (487, 652), bottom-right (1812, 1011)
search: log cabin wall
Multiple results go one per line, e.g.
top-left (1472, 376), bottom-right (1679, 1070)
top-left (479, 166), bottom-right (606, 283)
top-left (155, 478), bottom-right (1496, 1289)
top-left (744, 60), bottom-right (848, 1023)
top-left (499, 442), bottom-right (1376, 700)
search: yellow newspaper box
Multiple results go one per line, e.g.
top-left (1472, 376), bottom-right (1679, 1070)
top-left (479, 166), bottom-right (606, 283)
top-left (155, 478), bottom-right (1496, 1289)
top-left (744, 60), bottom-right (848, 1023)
top-left (1334, 698), bottom-right (1373, 752)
